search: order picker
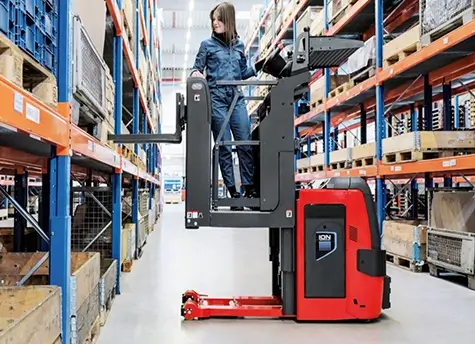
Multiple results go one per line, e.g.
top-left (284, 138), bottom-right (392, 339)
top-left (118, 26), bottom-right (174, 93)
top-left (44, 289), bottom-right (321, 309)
top-left (110, 30), bottom-right (392, 321)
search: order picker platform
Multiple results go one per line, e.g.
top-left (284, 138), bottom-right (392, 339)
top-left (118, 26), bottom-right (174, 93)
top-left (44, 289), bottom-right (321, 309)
top-left (109, 30), bottom-right (391, 321)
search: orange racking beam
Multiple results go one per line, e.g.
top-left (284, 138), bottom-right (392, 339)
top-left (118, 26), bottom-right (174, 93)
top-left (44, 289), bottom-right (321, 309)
top-left (326, 0), bottom-right (372, 36)
top-left (0, 76), bottom-right (69, 148)
top-left (379, 154), bottom-right (475, 178)
top-left (379, 20), bottom-right (475, 82)
top-left (298, 52), bottom-right (475, 136)
top-left (300, 77), bottom-right (475, 137)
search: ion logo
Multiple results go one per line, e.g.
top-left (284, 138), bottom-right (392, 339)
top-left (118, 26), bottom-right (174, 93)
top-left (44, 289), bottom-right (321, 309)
top-left (315, 231), bottom-right (337, 261)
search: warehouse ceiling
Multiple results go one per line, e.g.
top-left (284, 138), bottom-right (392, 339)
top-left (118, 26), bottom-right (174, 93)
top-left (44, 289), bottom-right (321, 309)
top-left (160, 0), bottom-right (267, 81)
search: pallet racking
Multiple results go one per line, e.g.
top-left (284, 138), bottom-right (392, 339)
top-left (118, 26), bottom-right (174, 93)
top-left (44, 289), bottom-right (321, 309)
top-left (243, 0), bottom-right (475, 233)
top-left (0, 0), bottom-right (163, 342)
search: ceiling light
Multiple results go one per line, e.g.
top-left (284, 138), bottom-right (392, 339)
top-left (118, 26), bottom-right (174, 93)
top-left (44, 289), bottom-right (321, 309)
top-left (186, 31), bottom-right (191, 40)
top-left (185, 43), bottom-right (190, 52)
top-left (187, 17), bottom-right (192, 28)
top-left (184, 54), bottom-right (188, 62)
top-left (189, 0), bottom-right (194, 11)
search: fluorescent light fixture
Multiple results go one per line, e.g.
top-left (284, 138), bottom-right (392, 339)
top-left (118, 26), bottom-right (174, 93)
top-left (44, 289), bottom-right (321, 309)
top-left (185, 43), bottom-right (190, 52)
top-left (186, 31), bottom-right (191, 40)
top-left (189, 0), bottom-right (194, 11)
top-left (184, 54), bottom-right (188, 62)
top-left (187, 17), bottom-right (192, 28)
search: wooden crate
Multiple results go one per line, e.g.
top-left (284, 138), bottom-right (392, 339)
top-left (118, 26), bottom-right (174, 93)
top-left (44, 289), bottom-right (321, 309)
top-left (121, 224), bottom-right (135, 272)
top-left (0, 33), bottom-right (57, 109)
top-left (430, 191), bottom-right (475, 233)
top-left (329, 0), bottom-right (359, 26)
top-left (0, 286), bottom-right (61, 344)
top-left (329, 148), bottom-right (352, 170)
top-left (382, 131), bottom-right (475, 163)
top-left (383, 220), bottom-right (428, 272)
top-left (0, 228), bottom-right (37, 253)
top-left (351, 142), bottom-right (375, 167)
top-left (99, 259), bottom-right (117, 326)
top-left (383, 25), bottom-right (421, 68)
top-left (0, 252), bottom-right (101, 344)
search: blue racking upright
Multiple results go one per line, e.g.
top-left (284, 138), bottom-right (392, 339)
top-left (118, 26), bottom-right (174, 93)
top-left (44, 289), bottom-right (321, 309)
top-left (0, 0), bottom-right (163, 341)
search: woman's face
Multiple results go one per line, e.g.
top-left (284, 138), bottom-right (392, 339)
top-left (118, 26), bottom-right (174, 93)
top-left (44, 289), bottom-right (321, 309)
top-left (212, 12), bottom-right (225, 33)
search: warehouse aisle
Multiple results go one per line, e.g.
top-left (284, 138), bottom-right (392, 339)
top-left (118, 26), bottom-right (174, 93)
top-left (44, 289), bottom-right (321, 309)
top-left (98, 204), bottom-right (475, 344)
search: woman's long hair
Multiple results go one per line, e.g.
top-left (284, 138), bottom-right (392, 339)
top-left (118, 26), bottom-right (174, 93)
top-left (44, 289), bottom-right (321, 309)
top-left (210, 2), bottom-right (238, 44)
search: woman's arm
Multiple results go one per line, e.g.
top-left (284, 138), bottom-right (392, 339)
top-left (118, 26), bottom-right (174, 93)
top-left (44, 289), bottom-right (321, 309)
top-left (238, 42), bottom-right (257, 80)
top-left (190, 41), bottom-right (207, 77)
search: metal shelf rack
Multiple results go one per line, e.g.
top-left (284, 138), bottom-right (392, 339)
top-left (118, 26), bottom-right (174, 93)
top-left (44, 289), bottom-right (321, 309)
top-left (244, 0), bottom-right (475, 233)
top-left (0, 0), bottom-right (163, 341)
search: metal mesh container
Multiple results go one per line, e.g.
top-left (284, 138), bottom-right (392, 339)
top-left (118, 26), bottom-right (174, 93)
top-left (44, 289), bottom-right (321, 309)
top-left (71, 15), bottom-right (108, 122)
top-left (420, 0), bottom-right (473, 36)
top-left (427, 227), bottom-right (475, 275)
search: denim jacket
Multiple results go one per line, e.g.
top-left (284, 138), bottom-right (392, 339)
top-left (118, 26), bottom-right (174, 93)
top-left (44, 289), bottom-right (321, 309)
top-left (191, 35), bottom-right (256, 89)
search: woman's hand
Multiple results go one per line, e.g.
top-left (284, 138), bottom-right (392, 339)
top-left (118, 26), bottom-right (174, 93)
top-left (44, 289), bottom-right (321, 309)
top-left (191, 70), bottom-right (205, 78)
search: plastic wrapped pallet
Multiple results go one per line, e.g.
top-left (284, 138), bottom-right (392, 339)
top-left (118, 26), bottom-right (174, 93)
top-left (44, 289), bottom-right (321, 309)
top-left (346, 36), bottom-right (376, 74)
top-left (421, 0), bottom-right (471, 33)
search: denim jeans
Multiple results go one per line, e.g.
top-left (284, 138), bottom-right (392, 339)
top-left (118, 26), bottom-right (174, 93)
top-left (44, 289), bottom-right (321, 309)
top-left (210, 87), bottom-right (254, 189)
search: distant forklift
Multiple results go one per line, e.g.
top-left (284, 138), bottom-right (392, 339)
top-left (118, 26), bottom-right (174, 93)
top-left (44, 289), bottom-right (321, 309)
top-left (110, 30), bottom-right (391, 321)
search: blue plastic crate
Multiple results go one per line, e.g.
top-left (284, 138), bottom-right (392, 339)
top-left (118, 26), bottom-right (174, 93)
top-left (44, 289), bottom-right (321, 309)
top-left (15, 6), bottom-right (39, 60)
top-left (16, 0), bottom-right (35, 18)
top-left (0, 1), bottom-right (15, 39)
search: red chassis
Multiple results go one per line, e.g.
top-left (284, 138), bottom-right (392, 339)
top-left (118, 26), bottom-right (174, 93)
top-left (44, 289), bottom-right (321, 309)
top-left (181, 188), bottom-right (387, 321)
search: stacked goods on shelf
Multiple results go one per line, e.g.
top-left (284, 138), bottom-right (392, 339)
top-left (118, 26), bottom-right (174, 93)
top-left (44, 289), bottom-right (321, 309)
top-left (382, 220), bottom-right (428, 272)
top-left (328, 0), bottom-right (359, 26)
top-left (0, 252), bottom-right (101, 343)
top-left (122, 0), bottom-right (136, 54)
top-left (0, 227), bottom-right (37, 252)
top-left (0, 30), bottom-right (57, 109)
top-left (296, 6), bottom-right (322, 38)
top-left (243, 4), bottom-right (264, 44)
top-left (329, 147), bottom-right (352, 170)
top-left (426, 189), bottom-right (475, 289)
top-left (352, 142), bottom-right (375, 167)
top-left (70, 15), bottom-right (115, 148)
top-left (420, 0), bottom-right (474, 45)
top-left (383, 24), bottom-right (420, 69)
top-left (309, 8), bottom-right (324, 35)
top-left (137, 189), bottom-right (149, 253)
top-left (381, 131), bottom-right (475, 164)
top-left (309, 73), bottom-right (348, 108)
top-left (0, 286), bottom-right (61, 343)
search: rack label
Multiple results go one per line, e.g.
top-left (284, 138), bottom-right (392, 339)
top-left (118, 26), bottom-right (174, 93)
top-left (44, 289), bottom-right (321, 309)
top-left (13, 92), bottom-right (23, 113)
top-left (25, 103), bottom-right (40, 124)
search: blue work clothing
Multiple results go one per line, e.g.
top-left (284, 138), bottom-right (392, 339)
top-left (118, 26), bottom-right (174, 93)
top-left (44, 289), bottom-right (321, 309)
top-left (192, 35), bottom-right (256, 188)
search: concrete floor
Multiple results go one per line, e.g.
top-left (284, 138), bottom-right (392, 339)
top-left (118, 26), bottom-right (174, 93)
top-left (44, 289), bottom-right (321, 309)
top-left (98, 204), bottom-right (475, 344)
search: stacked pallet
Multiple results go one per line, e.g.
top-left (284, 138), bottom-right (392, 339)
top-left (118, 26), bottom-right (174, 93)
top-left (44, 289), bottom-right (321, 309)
top-left (426, 189), bottom-right (475, 290)
top-left (382, 131), bottom-right (475, 164)
top-left (0, 252), bottom-right (103, 343)
top-left (383, 220), bottom-right (428, 272)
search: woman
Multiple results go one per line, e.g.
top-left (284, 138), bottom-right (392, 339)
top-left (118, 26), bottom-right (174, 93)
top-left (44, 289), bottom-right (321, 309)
top-left (190, 2), bottom-right (264, 205)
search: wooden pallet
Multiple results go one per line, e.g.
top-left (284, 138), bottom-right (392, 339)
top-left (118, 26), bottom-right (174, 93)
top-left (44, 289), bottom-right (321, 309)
top-left (0, 33), bottom-right (57, 109)
top-left (386, 252), bottom-right (428, 273)
top-left (328, 82), bottom-right (350, 98)
top-left (421, 8), bottom-right (475, 46)
top-left (382, 149), bottom-right (474, 164)
top-left (82, 315), bottom-right (101, 344)
top-left (330, 160), bottom-right (350, 170)
top-left (428, 263), bottom-right (475, 291)
top-left (350, 64), bottom-right (375, 87)
top-left (352, 156), bottom-right (375, 168)
top-left (121, 259), bottom-right (133, 273)
top-left (383, 42), bottom-right (421, 69)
